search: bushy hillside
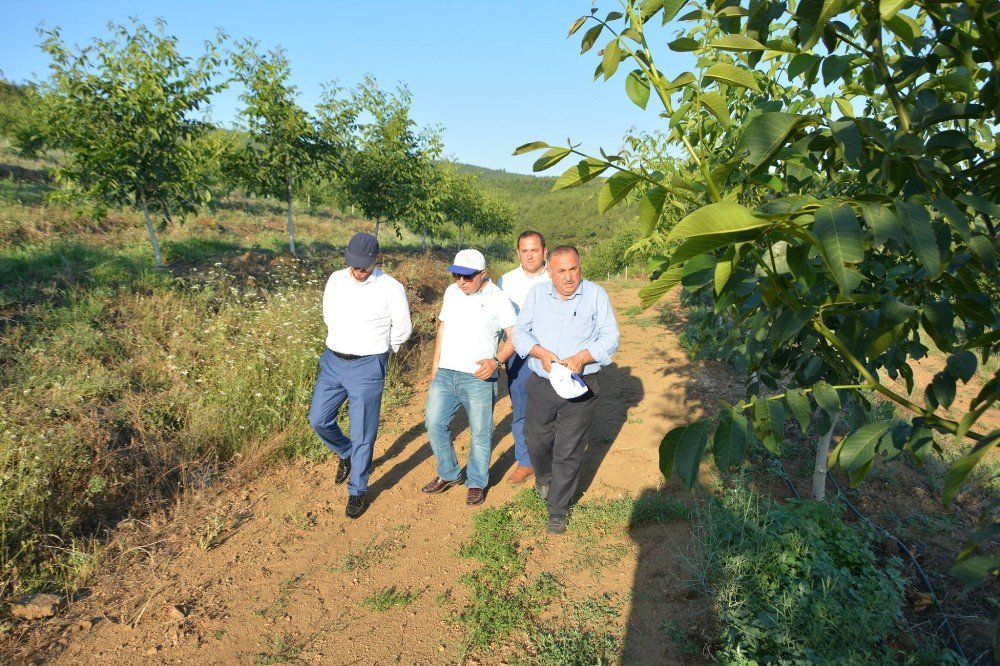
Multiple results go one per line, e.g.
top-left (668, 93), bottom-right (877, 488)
top-left (450, 161), bottom-right (637, 249)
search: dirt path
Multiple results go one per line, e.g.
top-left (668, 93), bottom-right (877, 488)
top-left (17, 284), bottom-right (737, 665)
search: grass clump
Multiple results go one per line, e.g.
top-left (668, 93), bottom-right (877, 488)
top-left (566, 490), bottom-right (689, 572)
top-left (363, 586), bottom-right (421, 612)
top-left (570, 490), bottom-right (690, 534)
top-left (518, 594), bottom-right (623, 666)
top-left (338, 526), bottom-right (407, 573)
top-left (525, 623), bottom-right (621, 665)
top-left (254, 633), bottom-right (303, 665)
top-left (696, 482), bottom-right (906, 664)
top-left (456, 499), bottom-right (559, 654)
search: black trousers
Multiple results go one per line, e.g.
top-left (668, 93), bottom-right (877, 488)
top-left (524, 372), bottom-right (600, 519)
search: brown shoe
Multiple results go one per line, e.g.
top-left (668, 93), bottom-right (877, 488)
top-left (506, 465), bottom-right (534, 485)
top-left (466, 487), bottom-right (486, 506)
top-left (421, 476), bottom-right (461, 494)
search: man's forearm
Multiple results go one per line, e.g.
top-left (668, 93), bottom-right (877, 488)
top-left (496, 338), bottom-right (515, 364)
top-left (431, 323), bottom-right (444, 371)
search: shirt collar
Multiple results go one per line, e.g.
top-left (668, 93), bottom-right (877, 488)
top-left (347, 267), bottom-right (382, 285)
top-left (519, 263), bottom-right (547, 279)
top-left (544, 280), bottom-right (585, 300)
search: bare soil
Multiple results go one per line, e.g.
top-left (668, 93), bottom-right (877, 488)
top-left (7, 283), bottom-right (736, 665)
top-left (7, 280), bottom-right (996, 664)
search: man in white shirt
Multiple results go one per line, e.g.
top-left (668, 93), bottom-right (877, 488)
top-left (421, 249), bottom-right (517, 506)
top-left (309, 232), bottom-right (412, 519)
top-left (496, 230), bottom-right (550, 485)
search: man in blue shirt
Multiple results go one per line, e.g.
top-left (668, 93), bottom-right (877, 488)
top-left (512, 245), bottom-right (620, 534)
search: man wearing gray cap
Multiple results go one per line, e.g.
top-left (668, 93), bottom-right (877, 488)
top-left (309, 232), bottom-right (412, 518)
top-left (421, 249), bottom-right (517, 506)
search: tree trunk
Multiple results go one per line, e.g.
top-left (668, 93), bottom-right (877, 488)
top-left (286, 171), bottom-right (297, 256)
top-left (422, 231), bottom-right (428, 250)
top-left (812, 412), bottom-right (837, 500)
top-left (456, 225), bottom-right (462, 251)
top-left (374, 218), bottom-right (381, 241)
top-left (140, 192), bottom-right (164, 268)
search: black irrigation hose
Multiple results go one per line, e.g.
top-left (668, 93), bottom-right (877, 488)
top-left (769, 458), bottom-right (967, 661)
top-left (770, 458), bottom-right (802, 500)
top-left (826, 472), bottom-right (967, 662)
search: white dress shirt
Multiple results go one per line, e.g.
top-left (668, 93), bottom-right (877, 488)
top-left (323, 268), bottom-right (412, 355)
top-left (497, 264), bottom-right (551, 313)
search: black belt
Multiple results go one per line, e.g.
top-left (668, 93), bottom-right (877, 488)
top-left (332, 351), bottom-right (365, 360)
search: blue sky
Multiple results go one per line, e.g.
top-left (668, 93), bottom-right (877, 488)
top-left (0, 1), bottom-right (689, 174)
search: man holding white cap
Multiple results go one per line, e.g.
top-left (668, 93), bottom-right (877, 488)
top-left (309, 232), bottom-right (412, 519)
top-left (512, 245), bottom-right (619, 534)
top-left (496, 230), bottom-right (550, 486)
top-left (422, 248), bottom-right (517, 506)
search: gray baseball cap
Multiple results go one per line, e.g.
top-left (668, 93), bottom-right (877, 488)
top-left (345, 232), bottom-right (379, 268)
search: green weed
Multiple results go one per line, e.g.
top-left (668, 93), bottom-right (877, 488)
top-left (517, 593), bottom-right (624, 666)
top-left (254, 633), bottom-right (303, 665)
top-left (338, 526), bottom-right (407, 573)
top-left (661, 619), bottom-right (700, 657)
top-left (253, 575), bottom-right (302, 621)
top-left (456, 497), bottom-right (560, 654)
top-left (363, 586), bottom-right (422, 612)
top-left (520, 622), bottom-right (621, 665)
top-left (622, 305), bottom-right (643, 317)
top-left (694, 482), bottom-right (906, 663)
top-left (196, 514), bottom-right (226, 550)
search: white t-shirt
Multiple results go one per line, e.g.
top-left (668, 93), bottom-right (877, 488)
top-left (323, 268), bottom-right (412, 355)
top-left (498, 265), bottom-right (551, 313)
top-left (437, 281), bottom-right (517, 374)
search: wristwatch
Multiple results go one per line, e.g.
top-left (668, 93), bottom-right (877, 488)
top-left (492, 356), bottom-right (501, 367)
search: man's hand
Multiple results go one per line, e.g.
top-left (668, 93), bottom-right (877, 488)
top-left (559, 350), bottom-right (593, 375)
top-left (531, 345), bottom-right (560, 373)
top-left (473, 358), bottom-right (499, 381)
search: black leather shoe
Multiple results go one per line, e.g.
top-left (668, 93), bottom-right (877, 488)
top-left (335, 456), bottom-right (351, 484)
top-left (546, 515), bottom-right (567, 534)
top-left (421, 476), bottom-right (461, 494)
top-left (346, 494), bottom-right (366, 519)
top-left (466, 488), bottom-right (486, 506)
top-left (535, 482), bottom-right (549, 501)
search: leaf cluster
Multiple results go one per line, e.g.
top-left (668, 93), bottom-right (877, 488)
top-left (519, 0), bottom-right (1000, 629)
top-left (37, 19), bottom-right (227, 219)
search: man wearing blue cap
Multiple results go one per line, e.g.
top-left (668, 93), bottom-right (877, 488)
top-left (421, 248), bottom-right (517, 506)
top-left (309, 232), bottom-right (412, 519)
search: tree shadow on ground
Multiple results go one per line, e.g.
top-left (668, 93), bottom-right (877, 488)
top-left (622, 488), bottom-right (711, 665)
top-left (162, 236), bottom-right (247, 265)
top-left (575, 362), bottom-right (644, 501)
top-left (367, 388), bottom-right (516, 503)
top-left (0, 241), bottom-right (167, 320)
top-left (0, 162), bottom-right (54, 206)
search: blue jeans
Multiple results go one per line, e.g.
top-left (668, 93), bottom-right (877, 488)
top-left (506, 354), bottom-right (532, 467)
top-left (308, 349), bottom-right (389, 496)
top-left (425, 368), bottom-right (497, 489)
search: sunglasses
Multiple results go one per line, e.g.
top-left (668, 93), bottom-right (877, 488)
top-left (451, 271), bottom-right (483, 282)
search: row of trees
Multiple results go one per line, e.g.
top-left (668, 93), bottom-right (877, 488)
top-left (520, 0), bottom-right (998, 654)
top-left (3, 20), bottom-right (512, 266)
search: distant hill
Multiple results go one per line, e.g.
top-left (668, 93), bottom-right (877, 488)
top-left (448, 161), bottom-right (636, 249)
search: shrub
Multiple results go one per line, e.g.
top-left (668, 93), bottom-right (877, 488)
top-left (696, 483), bottom-right (906, 664)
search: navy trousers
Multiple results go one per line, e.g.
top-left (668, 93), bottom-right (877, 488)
top-left (308, 349), bottom-right (389, 496)
top-left (505, 354), bottom-right (533, 467)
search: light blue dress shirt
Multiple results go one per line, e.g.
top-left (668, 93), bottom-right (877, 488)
top-left (512, 280), bottom-right (620, 378)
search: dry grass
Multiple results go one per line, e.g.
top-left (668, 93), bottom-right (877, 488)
top-left (0, 172), bottom-right (477, 604)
